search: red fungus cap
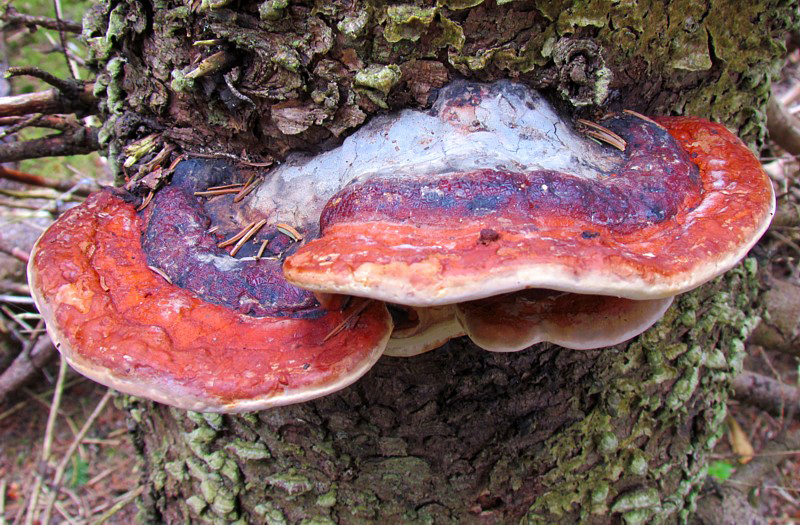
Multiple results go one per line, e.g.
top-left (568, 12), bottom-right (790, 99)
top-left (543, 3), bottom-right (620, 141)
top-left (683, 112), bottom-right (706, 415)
top-left (28, 190), bottom-right (391, 412)
top-left (384, 305), bottom-right (464, 357)
top-left (456, 290), bottom-right (674, 352)
top-left (283, 85), bottom-right (774, 307)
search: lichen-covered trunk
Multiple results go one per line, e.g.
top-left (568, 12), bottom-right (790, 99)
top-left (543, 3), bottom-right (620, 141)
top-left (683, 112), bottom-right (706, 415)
top-left (127, 268), bottom-right (761, 524)
top-left (87, 0), bottom-right (796, 523)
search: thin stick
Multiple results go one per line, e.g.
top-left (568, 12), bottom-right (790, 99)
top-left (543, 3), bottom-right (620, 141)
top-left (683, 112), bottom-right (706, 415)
top-left (276, 223), bottom-right (303, 242)
top-left (230, 219), bottom-right (267, 257)
top-left (52, 0), bottom-right (79, 79)
top-left (233, 174), bottom-right (259, 202)
top-left (323, 300), bottom-right (371, 342)
top-left (577, 118), bottom-right (627, 151)
top-left (53, 501), bottom-right (79, 525)
top-left (136, 190), bottom-right (154, 212)
top-left (205, 183), bottom-right (244, 191)
top-left (217, 220), bottom-right (256, 248)
top-left (255, 239), bottom-right (269, 259)
top-left (0, 478), bottom-right (7, 525)
top-left (147, 266), bottom-right (172, 284)
top-left (89, 485), bottom-right (145, 525)
top-left (622, 109), bottom-right (667, 131)
top-left (24, 354), bottom-right (68, 525)
top-left (1, 9), bottom-right (82, 33)
top-left (40, 389), bottom-right (114, 525)
top-left (0, 295), bottom-right (35, 304)
top-left (193, 188), bottom-right (243, 196)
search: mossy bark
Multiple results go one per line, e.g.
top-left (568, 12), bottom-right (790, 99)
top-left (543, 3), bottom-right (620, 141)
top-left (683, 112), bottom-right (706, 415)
top-left (85, 0), bottom-right (797, 523)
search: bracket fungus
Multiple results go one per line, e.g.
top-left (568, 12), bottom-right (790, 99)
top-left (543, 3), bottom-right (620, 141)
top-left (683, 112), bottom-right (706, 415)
top-left (28, 81), bottom-right (774, 411)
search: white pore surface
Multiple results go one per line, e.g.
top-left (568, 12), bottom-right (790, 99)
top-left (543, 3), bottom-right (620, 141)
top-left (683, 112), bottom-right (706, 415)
top-left (248, 81), bottom-right (615, 227)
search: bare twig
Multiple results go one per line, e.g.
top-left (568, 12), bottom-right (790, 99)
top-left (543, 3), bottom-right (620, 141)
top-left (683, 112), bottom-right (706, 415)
top-left (750, 279), bottom-right (800, 357)
top-left (51, 0), bottom-right (79, 79)
top-left (732, 370), bottom-right (800, 420)
top-left (0, 84), bottom-right (96, 118)
top-left (0, 128), bottom-right (99, 163)
top-left (0, 165), bottom-right (96, 196)
top-left (0, 237), bottom-right (31, 263)
top-left (89, 485), bottom-right (145, 525)
top-left (767, 92), bottom-right (800, 156)
top-left (0, 114), bottom-right (79, 135)
top-left (0, 478), bottom-right (6, 525)
top-left (1, 7), bottom-right (81, 33)
top-left (24, 354), bottom-right (68, 525)
top-left (6, 67), bottom-right (77, 94)
top-left (39, 389), bottom-right (114, 524)
top-left (0, 336), bottom-right (56, 403)
top-left (230, 219), bottom-right (267, 257)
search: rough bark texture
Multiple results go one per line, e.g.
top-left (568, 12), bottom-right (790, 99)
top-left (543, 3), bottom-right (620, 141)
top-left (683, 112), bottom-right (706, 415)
top-left (85, 0), bottom-right (796, 175)
top-left (124, 264), bottom-right (761, 524)
top-left (82, 0), bottom-right (798, 523)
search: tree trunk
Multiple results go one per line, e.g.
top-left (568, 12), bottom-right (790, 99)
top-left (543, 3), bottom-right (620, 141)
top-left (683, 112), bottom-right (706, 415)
top-left (84, 0), bottom-right (797, 523)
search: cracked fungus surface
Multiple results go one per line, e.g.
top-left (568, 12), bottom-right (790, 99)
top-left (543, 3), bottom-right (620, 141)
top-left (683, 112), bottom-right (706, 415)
top-left (27, 190), bottom-right (391, 412)
top-left (282, 82), bottom-right (773, 306)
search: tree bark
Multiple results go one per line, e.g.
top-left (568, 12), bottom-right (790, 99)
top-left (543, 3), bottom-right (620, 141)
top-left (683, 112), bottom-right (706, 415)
top-left (83, 0), bottom-right (797, 523)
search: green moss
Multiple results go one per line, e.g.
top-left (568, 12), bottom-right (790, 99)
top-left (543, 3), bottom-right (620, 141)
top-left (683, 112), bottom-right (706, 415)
top-left (622, 508), bottom-right (654, 525)
top-left (316, 487), bottom-right (337, 507)
top-left (204, 451), bottom-right (227, 471)
top-left (265, 471), bottom-right (314, 495)
top-left (611, 487), bottom-right (660, 513)
top-left (299, 518), bottom-right (336, 525)
top-left (221, 459), bottom-right (241, 483)
top-left (200, 475), bottom-right (222, 502)
top-left (170, 69), bottom-right (195, 92)
top-left (596, 432), bottom-right (619, 455)
top-left (210, 486), bottom-right (237, 515)
top-left (203, 413), bottom-right (224, 430)
top-left (165, 460), bottom-right (188, 482)
top-left (259, 0), bottom-right (288, 20)
top-left (186, 495), bottom-right (208, 515)
top-left (354, 64), bottom-right (402, 94)
top-left (668, 30), bottom-right (712, 72)
top-left (626, 452), bottom-right (648, 477)
top-left (253, 502), bottom-right (288, 524)
top-left (338, 10), bottom-right (370, 39)
top-left (186, 427), bottom-right (217, 446)
top-left (437, 0), bottom-right (483, 9)
top-left (383, 5), bottom-right (437, 43)
top-left (226, 439), bottom-right (271, 460)
top-left (434, 16), bottom-right (466, 51)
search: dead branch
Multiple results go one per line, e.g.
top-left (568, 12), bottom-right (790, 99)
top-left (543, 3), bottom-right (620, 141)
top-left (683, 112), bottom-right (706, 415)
top-left (1, 7), bottom-right (81, 33)
top-left (0, 85), bottom-right (96, 119)
top-left (732, 370), bottom-right (800, 419)
top-left (0, 166), bottom-right (97, 197)
top-left (0, 128), bottom-right (99, 163)
top-left (749, 279), bottom-right (800, 357)
top-left (0, 237), bottom-right (31, 263)
top-left (767, 92), bottom-right (800, 156)
top-left (6, 67), bottom-right (78, 94)
top-left (0, 114), bottom-right (76, 130)
top-left (0, 336), bottom-right (56, 404)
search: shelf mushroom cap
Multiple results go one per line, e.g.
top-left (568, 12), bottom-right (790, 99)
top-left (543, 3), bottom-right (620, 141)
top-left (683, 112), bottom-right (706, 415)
top-left (384, 305), bottom-right (464, 357)
top-left (27, 189), bottom-right (392, 413)
top-left (282, 82), bottom-right (775, 307)
top-left (456, 291), bottom-right (674, 352)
